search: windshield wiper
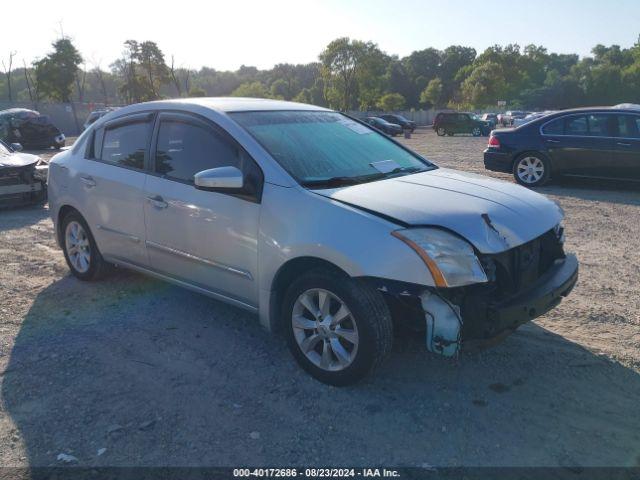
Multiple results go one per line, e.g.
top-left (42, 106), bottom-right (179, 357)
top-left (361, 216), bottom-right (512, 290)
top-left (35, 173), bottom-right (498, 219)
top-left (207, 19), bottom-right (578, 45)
top-left (383, 165), bottom-right (429, 178)
top-left (301, 173), bottom-right (386, 189)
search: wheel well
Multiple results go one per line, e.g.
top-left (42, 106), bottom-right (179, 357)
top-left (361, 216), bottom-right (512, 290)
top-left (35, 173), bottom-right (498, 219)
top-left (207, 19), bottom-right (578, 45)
top-left (56, 205), bottom-right (81, 244)
top-left (268, 257), bottom-right (348, 332)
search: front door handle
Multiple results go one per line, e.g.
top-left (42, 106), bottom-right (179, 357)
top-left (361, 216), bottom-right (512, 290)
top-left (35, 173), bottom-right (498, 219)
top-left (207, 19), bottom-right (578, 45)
top-left (617, 142), bottom-right (632, 147)
top-left (80, 175), bottom-right (96, 188)
top-left (146, 195), bottom-right (168, 209)
top-left (546, 138), bottom-right (560, 144)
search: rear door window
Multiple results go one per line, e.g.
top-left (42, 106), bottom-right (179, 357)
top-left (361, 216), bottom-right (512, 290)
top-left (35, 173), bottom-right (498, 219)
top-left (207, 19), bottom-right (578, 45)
top-left (565, 116), bottom-right (588, 136)
top-left (586, 114), bottom-right (611, 137)
top-left (541, 118), bottom-right (564, 135)
top-left (101, 119), bottom-right (152, 170)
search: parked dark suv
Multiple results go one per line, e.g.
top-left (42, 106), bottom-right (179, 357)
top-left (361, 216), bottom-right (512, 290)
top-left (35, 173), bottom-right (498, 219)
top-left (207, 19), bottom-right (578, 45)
top-left (433, 112), bottom-right (491, 137)
top-left (378, 114), bottom-right (416, 132)
top-left (484, 106), bottom-right (640, 187)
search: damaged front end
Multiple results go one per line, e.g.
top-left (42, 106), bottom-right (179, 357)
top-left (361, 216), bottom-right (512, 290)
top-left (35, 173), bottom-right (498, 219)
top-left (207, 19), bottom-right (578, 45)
top-left (0, 156), bottom-right (47, 209)
top-left (367, 227), bottom-right (579, 357)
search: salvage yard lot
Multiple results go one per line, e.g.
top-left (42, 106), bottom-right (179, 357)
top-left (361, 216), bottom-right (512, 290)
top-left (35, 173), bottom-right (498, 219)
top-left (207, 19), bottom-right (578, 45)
top-left (0, 129), bottom-right (638, 467)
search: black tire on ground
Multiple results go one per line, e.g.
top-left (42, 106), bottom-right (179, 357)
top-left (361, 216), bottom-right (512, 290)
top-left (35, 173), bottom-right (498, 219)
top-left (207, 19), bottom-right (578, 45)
top-left (472, 127), bottom-right (482, 137)
top-left (436, 127), bottom-right (446, 136)
top-left (60, 210), bottom-right (110, 281)
top-left (512, 152), bottom-right (551, 188)
top-left (282, 269), bottom-right (393, 386)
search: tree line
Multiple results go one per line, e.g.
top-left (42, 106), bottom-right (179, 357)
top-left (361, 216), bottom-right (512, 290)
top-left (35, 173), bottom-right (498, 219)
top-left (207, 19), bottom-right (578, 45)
top-left (2, 35), bottom-right (640, 111)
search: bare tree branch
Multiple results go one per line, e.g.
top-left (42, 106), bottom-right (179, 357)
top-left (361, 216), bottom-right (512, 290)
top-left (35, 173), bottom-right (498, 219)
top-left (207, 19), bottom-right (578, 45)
top-left (2, 51), bottom-right (16, 102)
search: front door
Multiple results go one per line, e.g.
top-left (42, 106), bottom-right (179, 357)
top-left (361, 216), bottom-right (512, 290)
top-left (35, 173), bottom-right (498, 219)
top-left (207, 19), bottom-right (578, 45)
top-left (143, 112), bottom-right (263, 307)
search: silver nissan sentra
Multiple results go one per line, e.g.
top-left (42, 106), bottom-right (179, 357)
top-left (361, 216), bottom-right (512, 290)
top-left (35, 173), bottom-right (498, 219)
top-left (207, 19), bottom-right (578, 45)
top-left (48, 98), bottom-right (578, 385)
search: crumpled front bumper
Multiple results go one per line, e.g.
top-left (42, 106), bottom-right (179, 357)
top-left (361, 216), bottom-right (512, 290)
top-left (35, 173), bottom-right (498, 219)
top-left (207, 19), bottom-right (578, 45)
top-left (462, 253), bottom-right (579, 343)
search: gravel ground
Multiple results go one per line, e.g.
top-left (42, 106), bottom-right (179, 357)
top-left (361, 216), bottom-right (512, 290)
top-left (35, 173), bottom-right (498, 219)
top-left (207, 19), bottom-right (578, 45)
top-left (0, 130), bottom-right (639, 468)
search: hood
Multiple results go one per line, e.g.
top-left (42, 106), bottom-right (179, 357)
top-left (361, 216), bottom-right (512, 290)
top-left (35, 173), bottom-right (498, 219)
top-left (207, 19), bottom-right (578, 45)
top-left (313, 168), bottom-right (563, 254)
top-left (0, 152), bottom-right (41, 169)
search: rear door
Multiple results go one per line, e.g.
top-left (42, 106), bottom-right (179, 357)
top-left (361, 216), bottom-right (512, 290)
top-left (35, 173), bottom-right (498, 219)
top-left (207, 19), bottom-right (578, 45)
top-left (542, 113), bottom-right (615, 177)
top-left (612, 114), bottom-right (640, 181)
top-left (74, 113), bottom-right (153, 266)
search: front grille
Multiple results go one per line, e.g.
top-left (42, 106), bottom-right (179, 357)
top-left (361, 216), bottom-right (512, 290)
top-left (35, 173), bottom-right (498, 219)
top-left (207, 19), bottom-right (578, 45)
top-left (483, 229), bottom-right (565, 298)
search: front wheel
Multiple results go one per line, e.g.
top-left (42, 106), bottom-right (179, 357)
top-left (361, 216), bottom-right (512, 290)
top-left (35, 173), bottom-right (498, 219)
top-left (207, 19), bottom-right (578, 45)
top-left (283, 270), bottom-right (393, 386)
top-left (513, 153), bottom-right (551, 187)
top-left (436, 127), bottom-right (446, 136)
top-left (472, 126), bottom-right (482, 137)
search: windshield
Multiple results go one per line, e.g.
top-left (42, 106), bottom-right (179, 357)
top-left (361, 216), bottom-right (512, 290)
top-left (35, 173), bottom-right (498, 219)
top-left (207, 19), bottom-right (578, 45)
top-left (231, 111), bottom-right (433, 188)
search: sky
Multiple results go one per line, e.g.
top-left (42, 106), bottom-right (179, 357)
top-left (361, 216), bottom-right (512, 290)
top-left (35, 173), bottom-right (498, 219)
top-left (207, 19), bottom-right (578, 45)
top-left (2, 0), bottom-right (640, 71)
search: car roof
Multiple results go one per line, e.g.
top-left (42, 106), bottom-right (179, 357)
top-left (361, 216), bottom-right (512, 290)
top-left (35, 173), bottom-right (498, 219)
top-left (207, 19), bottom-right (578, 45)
top-left (149, 97), bottom-right (332, 113)
top-left (0, 108), bottom-right (39, 116)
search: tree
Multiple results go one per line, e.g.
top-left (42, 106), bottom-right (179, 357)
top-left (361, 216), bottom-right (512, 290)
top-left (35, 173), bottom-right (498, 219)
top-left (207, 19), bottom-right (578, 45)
top-left (460, 62), bottom-right (506, 107)
top-left (231, 81), bottom-right (270, 98)
top-left (420, 78), bottom-right (443, 108)
top-left (187, 86), bottom-right (207, 97)
top-left (377, 92), bottom-right (405, 111)
top-left (170, 55), bottom-right (182, 97)
top-left (114, 40), bottom-right (169, 103)
top-left (2, 51), bottom-right (16, 101)
top-left (34, 39), bottom-right (82, 102)
top-left (319, 37), bottom-right (386, 110)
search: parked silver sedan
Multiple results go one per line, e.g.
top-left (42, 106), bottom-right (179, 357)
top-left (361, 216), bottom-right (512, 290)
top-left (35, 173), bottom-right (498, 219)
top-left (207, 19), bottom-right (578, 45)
top-left (48, 98), bottom-right (578, 385)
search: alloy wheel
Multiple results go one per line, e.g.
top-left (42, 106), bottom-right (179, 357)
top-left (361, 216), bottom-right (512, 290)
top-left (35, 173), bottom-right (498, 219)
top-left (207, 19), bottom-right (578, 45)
top-left (291, 288), bottom-right (359, 372)
top-left (65, 221), bottom-right (91, 273)
top-left (516, 156), bottom-right (545, 184)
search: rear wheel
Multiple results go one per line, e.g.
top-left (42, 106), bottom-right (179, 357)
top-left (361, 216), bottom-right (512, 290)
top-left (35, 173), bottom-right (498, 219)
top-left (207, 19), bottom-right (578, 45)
top-left (61, 211), bottom-right (110, 280)
top-left (513, 153), bottom-right (550, 187)
top-left (283, 269), bottom-right (393, 386)
top-left (436, 127), bottom-right (446, 136)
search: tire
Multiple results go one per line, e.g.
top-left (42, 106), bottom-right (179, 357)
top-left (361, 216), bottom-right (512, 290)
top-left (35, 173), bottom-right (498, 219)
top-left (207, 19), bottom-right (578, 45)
top-left (60, 211), bottom-right (110, 281)
top-left (436, 127), bottom-right (446, 136)
top-left (513, 152), bottom-right (551, 187)
top-left (472, 126), bottom-right (482, 137)
top-left (282, 269), bottom-right (393, 386)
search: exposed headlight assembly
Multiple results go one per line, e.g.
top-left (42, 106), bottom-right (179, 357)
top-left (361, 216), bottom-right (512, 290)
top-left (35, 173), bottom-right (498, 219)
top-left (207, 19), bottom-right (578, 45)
top-left (392, 228), bottom-right (488, 287)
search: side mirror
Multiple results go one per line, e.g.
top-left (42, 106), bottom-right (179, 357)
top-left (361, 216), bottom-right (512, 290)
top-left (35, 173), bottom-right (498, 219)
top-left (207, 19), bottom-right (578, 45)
top-left (194, 166), bottom-right (244, 190)
top-left (10, 143), bottom-right (23, 152)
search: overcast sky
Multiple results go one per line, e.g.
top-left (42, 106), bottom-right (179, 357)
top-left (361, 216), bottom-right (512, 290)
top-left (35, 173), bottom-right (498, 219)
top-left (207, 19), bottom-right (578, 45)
top-left (2, 0), bottom-right (640, 70)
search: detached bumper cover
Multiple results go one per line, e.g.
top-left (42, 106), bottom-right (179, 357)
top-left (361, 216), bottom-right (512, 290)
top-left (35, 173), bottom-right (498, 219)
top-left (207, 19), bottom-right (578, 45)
top-left (464, 254), bottom-right (579, 341)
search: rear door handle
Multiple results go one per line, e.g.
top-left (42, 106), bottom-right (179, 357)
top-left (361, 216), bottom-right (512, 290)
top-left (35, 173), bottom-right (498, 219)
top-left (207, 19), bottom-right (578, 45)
top-left (80, 175), bottom-right (96, 188)
top-left (146, 195), bottom-right (168, 209)
top-left (546, 138), bottom-right (560, 144)
top-left (617, 142), bottom-right (632, 147)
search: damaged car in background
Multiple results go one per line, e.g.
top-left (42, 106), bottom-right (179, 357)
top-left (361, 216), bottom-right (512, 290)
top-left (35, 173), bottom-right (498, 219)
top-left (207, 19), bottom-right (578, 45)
top-left (0, 140), bottom-right (47, 208)
top-left (47, 98), bottom-right (579, 386)
top-left (0, 108), bottom-right (65, 150)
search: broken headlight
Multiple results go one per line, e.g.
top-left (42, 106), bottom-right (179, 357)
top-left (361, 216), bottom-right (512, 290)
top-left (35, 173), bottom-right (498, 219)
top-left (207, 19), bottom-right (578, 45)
top-left (392, 228), bottom-right (488, 288)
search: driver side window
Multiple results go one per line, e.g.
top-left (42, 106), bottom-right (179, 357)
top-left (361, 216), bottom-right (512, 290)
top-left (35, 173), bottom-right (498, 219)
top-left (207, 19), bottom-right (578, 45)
top-left (154, 116), bottom-right (264, 202)
top-left (155, 120), bottom-right (240, 183)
